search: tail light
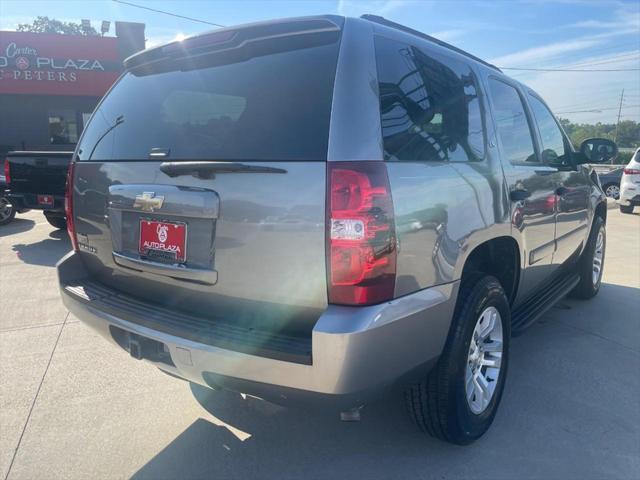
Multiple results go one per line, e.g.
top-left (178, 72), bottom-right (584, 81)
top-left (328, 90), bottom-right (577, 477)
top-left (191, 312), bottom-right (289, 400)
top-left (327, 161), bottom-right (397, 305)
top-left (623, 168), bottom-right (640, 175)
top-left (65, 161), bottom-right (79, 251)
top-left (3, 158), bottom-right (10, 184)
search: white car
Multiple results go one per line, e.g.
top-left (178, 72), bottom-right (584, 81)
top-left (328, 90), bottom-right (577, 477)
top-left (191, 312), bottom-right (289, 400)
top-left (618, 148), bottom-right (640, 214)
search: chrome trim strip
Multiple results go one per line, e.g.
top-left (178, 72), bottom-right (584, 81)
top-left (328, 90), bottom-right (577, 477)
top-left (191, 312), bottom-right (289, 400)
top-left (113, 251), bottom-right (218, 285)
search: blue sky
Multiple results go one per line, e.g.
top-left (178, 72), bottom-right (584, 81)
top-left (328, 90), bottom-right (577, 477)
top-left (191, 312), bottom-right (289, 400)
top-left (1, 0), bottom-right (639, 124)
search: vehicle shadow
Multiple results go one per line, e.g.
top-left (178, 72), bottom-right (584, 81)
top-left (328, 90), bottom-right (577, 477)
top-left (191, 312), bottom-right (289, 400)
top-left (131, 387), bottom-right (463, 480)
top-left (11, 228), bottom-right (70, 266)
top-left (131, 282), bottom-right (640, 480)
top-left (0, 217), bottom-right (35, 237)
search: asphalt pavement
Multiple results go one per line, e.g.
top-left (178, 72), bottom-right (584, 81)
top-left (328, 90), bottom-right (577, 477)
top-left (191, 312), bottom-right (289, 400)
top-left (1, 206), bottom-right (639, 480)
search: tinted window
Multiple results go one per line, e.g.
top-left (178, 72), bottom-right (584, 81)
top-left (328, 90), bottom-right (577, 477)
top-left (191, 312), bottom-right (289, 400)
top-left (488, 79), bottom-right (537, 164)
top-left (77, 40), bottom-right (340, 161)
top-left (375, 36), bottom-right (485, 162)
top-left (528, 94), bottom-right (569, 165)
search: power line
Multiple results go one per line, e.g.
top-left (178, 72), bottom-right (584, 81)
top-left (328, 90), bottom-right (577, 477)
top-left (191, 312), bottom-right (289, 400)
top-left (511, 41), bottom-right (640, 68)
top-left (504, 42), bottom-right (640, 76)
top-left (553, 92), bottom-right (640, 111)
top-left (567, 53), bottom-right (640, 69)
top-left (501, 66), bottom-right (640, 72)
top-left (555, 104), bottom-right (640, 114)
top-left (112, 0), bottom-right (226, 28)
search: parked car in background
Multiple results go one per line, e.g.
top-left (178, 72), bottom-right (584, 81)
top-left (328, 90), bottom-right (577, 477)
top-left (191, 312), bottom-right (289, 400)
top-left (0, 172), bottom-right (29, 226)
top-left (4, 151), bottom-right (73, 229)
top-left (597, 167), bottom-right (623, 199)
top-left (0, 173), bottom-right (16, 225)
top-left (619, 148), bottom-right (640, 214)
top-left (57, 14), bottom-right (617, 445)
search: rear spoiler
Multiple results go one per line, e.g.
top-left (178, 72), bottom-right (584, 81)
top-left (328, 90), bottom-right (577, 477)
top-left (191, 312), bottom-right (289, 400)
top-left (124, 16), bottom-right (343, 71)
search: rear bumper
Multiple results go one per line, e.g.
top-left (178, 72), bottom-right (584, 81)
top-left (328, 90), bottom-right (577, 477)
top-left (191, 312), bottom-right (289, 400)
top-left (618, 193), bottom-right (640, 207)
top-left (57, 251), bottom-right (457, 409)
top-left (8, 192), bottom-right (64, 212)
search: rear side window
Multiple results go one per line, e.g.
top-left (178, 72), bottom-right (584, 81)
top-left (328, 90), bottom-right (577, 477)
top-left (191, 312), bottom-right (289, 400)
top-left (527, 93), bottom-right (570, 166)
top-left (374, 36), bottom-right (485, 162)
top-left (77, 39), bottom-right (340, 161)
top-left (488, 79), bottom-right (537, 165)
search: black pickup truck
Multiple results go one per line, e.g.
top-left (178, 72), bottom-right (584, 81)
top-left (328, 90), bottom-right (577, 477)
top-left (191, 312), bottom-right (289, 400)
top-left (4, 151), bottom-right (73, 229)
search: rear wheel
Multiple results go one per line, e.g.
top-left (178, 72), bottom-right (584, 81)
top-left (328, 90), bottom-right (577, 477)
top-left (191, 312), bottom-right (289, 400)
top-left (603, 183), bottom-right (620, 199)
top-left (44, 213), bottom-right (66, 230)
top-left (571, 216), bottom-right (605, 299)
top-left (619, 205), bottom-right (634, 214)
top-left (405, 275), bottom-right (510, 445)
top-left (0, 196), bottom-right (16, 226)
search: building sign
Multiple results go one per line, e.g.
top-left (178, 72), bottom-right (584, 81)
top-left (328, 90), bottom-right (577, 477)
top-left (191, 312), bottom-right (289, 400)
top-left (0, 31), bottom-right (120, 96)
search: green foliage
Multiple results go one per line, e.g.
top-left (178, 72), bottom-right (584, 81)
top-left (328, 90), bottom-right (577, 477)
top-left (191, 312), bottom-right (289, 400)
top-left (615, 151), bottom-right (633, 166)
top-left (559, 118), bottom-right (640, 151)
top-left (16, 16), bottom-right (98, 36)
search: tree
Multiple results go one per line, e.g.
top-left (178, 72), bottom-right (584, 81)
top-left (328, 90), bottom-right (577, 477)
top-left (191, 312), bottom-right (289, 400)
top-left (16, 16), bottom-right (98, 36)
top-left (558, 117), bottom-right (639, 149)
top-left (616, 120), bottom-right (640, 148)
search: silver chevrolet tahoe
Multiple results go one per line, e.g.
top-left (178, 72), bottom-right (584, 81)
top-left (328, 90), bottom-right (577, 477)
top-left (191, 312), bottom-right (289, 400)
top-left (57, 15), bottom-right (617, 444)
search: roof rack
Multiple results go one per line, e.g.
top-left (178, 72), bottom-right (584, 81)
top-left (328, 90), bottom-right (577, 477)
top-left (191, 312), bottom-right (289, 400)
top-left (360, 14), bottom-right (502, 73)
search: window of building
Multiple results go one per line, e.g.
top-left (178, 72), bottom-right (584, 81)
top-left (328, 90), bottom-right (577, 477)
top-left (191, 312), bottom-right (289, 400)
top-left (375, 36), bottom-right (485, 162)
top-left (488, 79), bottom-right (537, 165)
top-left (48, 110), bottom-right (78, 145)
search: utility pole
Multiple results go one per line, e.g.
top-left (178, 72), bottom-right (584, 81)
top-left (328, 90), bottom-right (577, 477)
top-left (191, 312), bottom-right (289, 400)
top-left (613, 89), bottom-right (624, 164)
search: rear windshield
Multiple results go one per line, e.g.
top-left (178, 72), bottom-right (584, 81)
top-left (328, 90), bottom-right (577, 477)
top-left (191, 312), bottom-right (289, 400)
top-left (77, 39), bottom-right (340, 162)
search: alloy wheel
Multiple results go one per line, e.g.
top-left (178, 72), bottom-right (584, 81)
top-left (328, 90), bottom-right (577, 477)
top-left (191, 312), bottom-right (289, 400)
top-left (592, 228), bottom-right (604, 286)
top-left (0, 197), bottom-right (13, 222)
top-left (604, 184), bottom-right (620, 200)
top-left (465, 306), bottom-right (503, 415)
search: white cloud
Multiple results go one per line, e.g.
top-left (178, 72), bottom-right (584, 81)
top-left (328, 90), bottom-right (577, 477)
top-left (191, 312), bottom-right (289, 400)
top-left (0, 15), bottom-right (35, 31)
top-left (565, 3), bottom-right (640, 30)
top-left (428, 29), bottom-right (464, 42)
top-left (337, 0), bottom-right (412, 17)
top-left (489, 27), bottom-right (638, 67)
top-left (490, 38), bottom-right (603, 67)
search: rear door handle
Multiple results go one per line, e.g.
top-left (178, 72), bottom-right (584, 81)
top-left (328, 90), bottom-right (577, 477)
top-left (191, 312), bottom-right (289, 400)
top-left (510, 189), bottom-right (531, 201)
top-left (555, 186), bottom-right (569, 196)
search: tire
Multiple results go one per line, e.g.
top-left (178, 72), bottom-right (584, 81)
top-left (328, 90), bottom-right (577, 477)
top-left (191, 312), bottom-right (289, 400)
top-left (602, 183), bottom-right (620, 200)
top-left (570, 215), bottom-right (605, 299)
top-left (405, 274), bottom-right (511, 445)
top-left (619, 205), bottom-right (634, 214)
top-left (0, 196), bottom-right (16, 226)
top-left (44, 214), bottom-right (67, 230)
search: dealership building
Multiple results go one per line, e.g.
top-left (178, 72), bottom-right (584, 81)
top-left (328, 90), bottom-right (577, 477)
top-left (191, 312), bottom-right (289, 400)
top-left (0, 23), bottom-right (145, 155)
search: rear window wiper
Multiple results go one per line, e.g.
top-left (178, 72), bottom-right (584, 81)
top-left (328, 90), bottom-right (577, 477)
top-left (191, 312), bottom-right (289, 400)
top-left (159, 161), bottom-right (287, 179)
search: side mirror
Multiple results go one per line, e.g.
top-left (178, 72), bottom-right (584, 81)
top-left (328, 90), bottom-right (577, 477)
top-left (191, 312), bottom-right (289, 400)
top-left (579, 138), bottom-right (618, 164)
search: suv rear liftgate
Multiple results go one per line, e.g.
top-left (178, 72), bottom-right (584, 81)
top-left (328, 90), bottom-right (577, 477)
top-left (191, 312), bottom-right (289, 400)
top-left (62, 17), bottom-right (345, 365)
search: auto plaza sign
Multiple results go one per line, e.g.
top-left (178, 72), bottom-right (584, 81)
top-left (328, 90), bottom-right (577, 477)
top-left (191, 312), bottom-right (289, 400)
top-left (0, 31), bottom-right (120, 96)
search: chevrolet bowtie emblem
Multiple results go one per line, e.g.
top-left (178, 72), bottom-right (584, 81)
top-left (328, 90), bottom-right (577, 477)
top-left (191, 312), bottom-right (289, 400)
top-left (133, 192), bottom-right (164, 212)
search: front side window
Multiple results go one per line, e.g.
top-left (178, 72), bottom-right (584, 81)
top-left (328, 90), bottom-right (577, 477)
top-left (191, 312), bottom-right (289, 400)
top-left (48, 109), bottom-right (78, 145)
top-left (375, 36), bottom-right (485, 162)
top-left (488, 79), bottom-right (537, 165)
top-left (528, 93), bottom-right (569, 165)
